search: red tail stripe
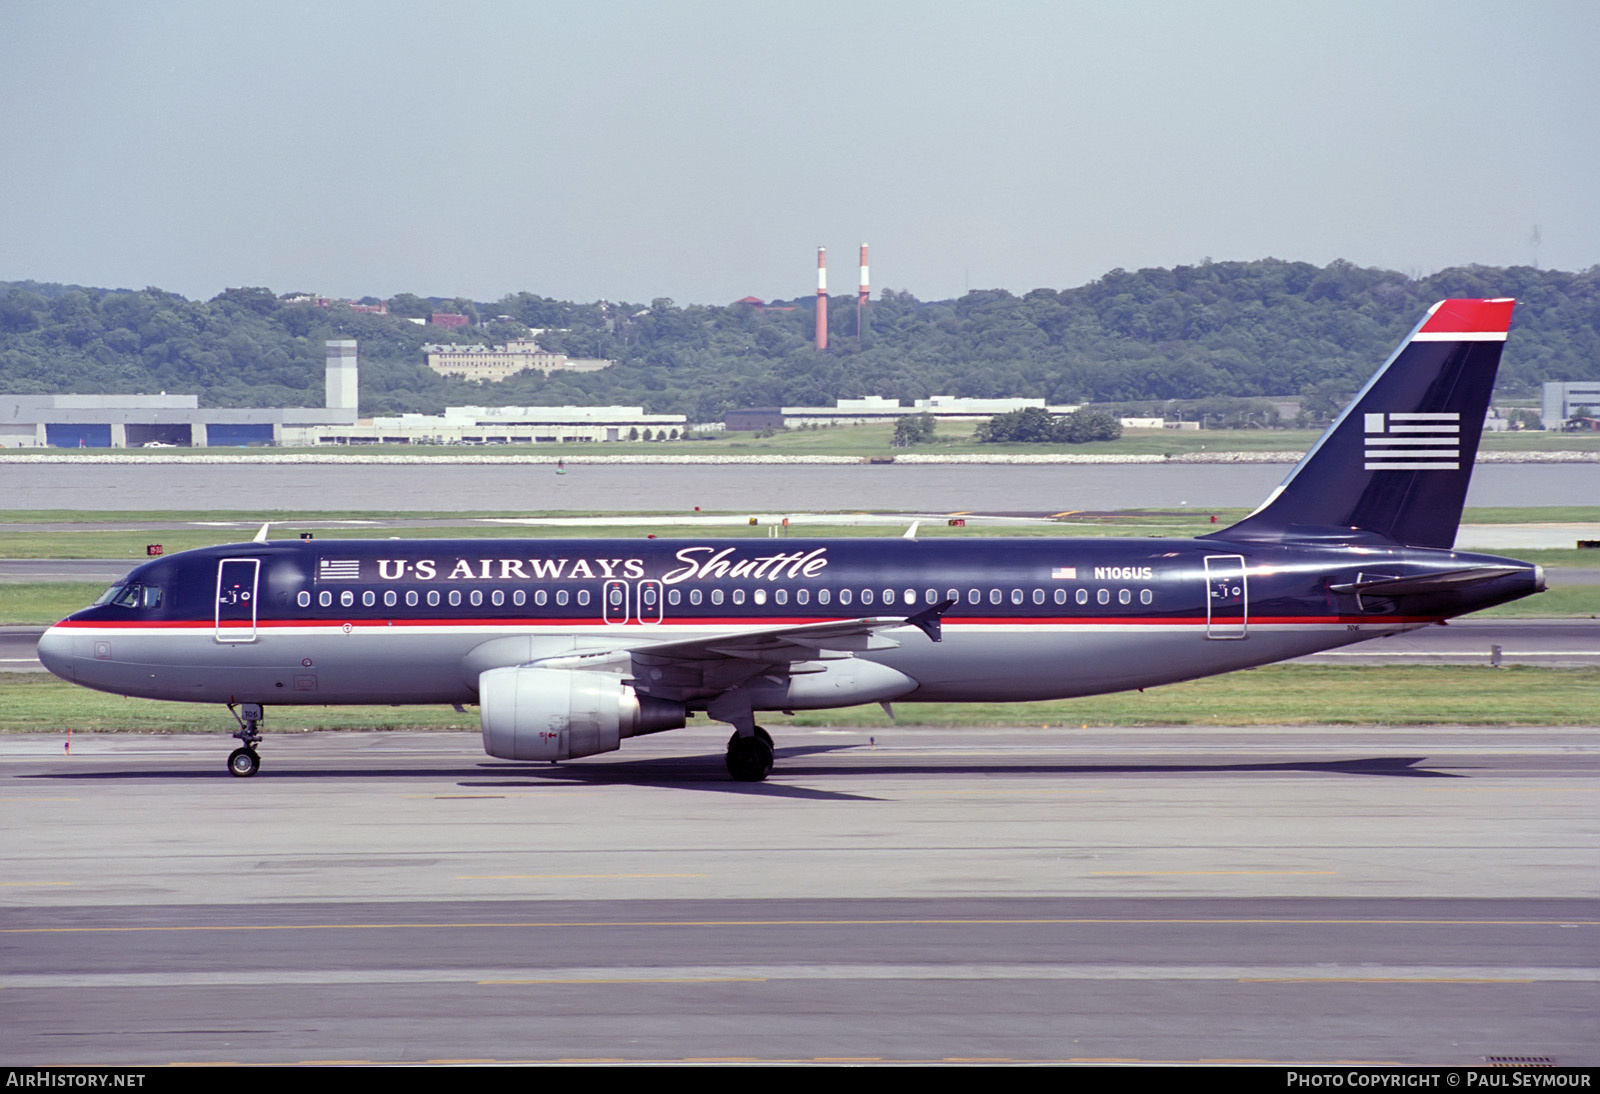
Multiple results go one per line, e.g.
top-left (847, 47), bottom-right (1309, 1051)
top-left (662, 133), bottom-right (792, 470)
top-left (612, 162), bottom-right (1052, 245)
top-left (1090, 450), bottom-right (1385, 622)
top-left (1419, 298), bottom-right (1515, 335)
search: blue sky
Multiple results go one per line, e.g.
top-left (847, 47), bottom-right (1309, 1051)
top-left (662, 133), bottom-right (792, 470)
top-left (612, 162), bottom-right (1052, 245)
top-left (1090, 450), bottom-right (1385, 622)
top-left (3, 0), bottom-right (1595, 304)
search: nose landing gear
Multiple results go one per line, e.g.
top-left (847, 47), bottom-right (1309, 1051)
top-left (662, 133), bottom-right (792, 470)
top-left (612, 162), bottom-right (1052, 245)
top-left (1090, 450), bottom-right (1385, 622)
top-left (226, 701), bottom-right (263, 778)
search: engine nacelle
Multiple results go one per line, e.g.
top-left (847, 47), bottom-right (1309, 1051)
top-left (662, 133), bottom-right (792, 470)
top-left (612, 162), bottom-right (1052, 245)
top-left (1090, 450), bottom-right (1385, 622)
top-left (479, 666), bottom-right (685, 761)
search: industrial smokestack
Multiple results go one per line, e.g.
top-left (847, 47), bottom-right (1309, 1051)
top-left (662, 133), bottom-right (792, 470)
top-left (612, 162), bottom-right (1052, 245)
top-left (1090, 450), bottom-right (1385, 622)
top-left (857, 242), bottom-right (869, 344)
top-left (815, 246), bottom-right (828, 351)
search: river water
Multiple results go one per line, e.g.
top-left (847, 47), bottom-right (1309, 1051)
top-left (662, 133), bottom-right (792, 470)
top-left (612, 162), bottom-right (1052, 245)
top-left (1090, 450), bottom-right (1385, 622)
top-left (1, 462), bottom-right (1593, 513)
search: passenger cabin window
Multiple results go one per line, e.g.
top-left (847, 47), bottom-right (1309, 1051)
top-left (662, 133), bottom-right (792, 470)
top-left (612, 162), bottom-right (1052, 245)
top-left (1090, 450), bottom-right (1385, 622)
top-left (427, 590), bottom-right (440, 607)
top-left (406, 591), bottom-right (418, 607)
top-left (448, 591), bottom-right (461, 607)
top-left (297, 591), bottom-right (311, 608)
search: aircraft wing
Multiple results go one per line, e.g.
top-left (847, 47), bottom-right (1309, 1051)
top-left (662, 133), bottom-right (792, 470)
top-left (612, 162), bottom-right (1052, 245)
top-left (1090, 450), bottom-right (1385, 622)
top-left (532, 601), bottom-right (953, 703)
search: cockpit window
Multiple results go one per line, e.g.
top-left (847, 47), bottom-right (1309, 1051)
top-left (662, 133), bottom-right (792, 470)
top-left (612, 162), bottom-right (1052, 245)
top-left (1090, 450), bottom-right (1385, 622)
top-left (95, 584), bottom-right (161, 610)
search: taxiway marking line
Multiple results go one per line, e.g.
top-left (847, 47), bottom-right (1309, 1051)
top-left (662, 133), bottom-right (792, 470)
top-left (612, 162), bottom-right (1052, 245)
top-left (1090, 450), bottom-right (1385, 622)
top-left (1423, 787), bottom-right (1600, 792)
top-left (1240, 977), bottom-right (1534, 984)
top-left (1091, 871), bottom-right (1336, 876)
top-left (482, 977), bottom-right (765, 985)
top-left (457, 873), bottom-right (707, 880)
top-left (5, 916), bottom-right (1595, 935)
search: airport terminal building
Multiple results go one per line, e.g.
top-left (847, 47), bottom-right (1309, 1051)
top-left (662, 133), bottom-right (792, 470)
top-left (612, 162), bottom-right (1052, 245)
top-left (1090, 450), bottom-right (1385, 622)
top-left (1542, 381), bottom-right (1600, 429)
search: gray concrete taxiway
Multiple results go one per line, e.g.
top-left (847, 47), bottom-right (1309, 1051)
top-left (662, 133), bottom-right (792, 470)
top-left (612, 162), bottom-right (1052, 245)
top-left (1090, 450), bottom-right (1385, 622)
top-left (1, 725), bottom-right (1596, 1066)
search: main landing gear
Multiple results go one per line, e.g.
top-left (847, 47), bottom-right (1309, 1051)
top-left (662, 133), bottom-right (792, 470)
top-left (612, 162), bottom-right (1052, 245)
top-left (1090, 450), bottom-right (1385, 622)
top-left (725, 726), bottom-right (774, 782)
top-left (226, 702), bottom-right (263, 778)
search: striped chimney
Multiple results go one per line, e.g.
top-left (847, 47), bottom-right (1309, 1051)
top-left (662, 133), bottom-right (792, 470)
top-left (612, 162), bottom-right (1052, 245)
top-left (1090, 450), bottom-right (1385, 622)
top-left (857, 242), bottom-right (869, 341)
top-left (815, 246), bottom-right (828, 350)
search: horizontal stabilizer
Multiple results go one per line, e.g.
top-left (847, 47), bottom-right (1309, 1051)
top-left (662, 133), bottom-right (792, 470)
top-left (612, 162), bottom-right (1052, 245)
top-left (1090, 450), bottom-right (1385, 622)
top-left (1328, 566), bottom-right (1525, 596)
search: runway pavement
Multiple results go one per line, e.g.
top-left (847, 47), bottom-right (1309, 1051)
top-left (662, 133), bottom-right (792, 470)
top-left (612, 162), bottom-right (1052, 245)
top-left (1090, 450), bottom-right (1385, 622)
top-left (1, 726), bottom-right (1596, 1066)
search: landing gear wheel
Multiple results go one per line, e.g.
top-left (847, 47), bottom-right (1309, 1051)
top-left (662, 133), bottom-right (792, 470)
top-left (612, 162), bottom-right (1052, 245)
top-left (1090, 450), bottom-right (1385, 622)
top-left (726, 729), bottom-right (774, 782)
top-left (228, 747), bottom-right (260, 778)
top-left (226, 701), bottom-right (264, 780)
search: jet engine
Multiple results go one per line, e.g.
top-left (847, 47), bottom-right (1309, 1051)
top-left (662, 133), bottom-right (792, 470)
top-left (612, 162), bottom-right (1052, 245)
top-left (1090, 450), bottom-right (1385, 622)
top-left (479, 666), bottom-right (686, 761)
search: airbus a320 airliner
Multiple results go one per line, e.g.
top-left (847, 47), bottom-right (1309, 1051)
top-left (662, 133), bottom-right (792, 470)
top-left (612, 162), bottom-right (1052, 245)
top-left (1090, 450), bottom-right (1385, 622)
top-left (37, 299), bottom-right (1542, 781)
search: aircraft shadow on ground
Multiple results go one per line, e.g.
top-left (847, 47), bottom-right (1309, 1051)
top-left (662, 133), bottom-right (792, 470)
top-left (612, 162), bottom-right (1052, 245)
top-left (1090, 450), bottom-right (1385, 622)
top-left (21, 747), bottom-right (1461, 801)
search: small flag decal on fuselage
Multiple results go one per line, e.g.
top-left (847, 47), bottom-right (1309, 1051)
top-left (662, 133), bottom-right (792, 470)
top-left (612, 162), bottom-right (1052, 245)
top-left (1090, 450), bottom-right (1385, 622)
top-left (318, 559), bottom-right (361, 581)
top-left (1051, 567), bottom-right (1077, 579)
top-left (1363, 412), bottom-right (1460, 471)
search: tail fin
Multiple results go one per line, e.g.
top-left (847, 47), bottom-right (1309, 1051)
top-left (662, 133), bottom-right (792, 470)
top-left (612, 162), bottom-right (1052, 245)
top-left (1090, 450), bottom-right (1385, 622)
top-left (1214, 298), bottom-right (1514, 549)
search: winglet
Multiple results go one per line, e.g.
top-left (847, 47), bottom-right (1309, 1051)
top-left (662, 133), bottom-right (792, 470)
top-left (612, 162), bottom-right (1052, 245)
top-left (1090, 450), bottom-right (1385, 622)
top-left (903, 598), bottom-right (956, 642)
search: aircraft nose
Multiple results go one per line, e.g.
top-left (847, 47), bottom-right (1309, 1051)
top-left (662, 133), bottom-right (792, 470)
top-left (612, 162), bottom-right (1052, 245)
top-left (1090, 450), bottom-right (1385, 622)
top-left (35, 626), bottom-right (74, 682)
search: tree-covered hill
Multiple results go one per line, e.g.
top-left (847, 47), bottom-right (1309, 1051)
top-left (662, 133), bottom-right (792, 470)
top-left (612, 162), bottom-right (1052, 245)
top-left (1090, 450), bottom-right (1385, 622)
top-left (1, 259), bottom-right (1594, 421)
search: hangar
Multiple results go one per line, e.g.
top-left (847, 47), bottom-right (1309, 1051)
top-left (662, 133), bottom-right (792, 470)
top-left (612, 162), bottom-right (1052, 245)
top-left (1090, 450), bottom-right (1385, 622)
top-left (0, 342), bottom-right (362, 448)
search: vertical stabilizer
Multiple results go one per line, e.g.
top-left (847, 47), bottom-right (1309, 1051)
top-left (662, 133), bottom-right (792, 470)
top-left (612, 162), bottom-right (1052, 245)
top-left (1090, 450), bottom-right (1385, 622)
top-left (1213, 299), bottom-right (1514, 549)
